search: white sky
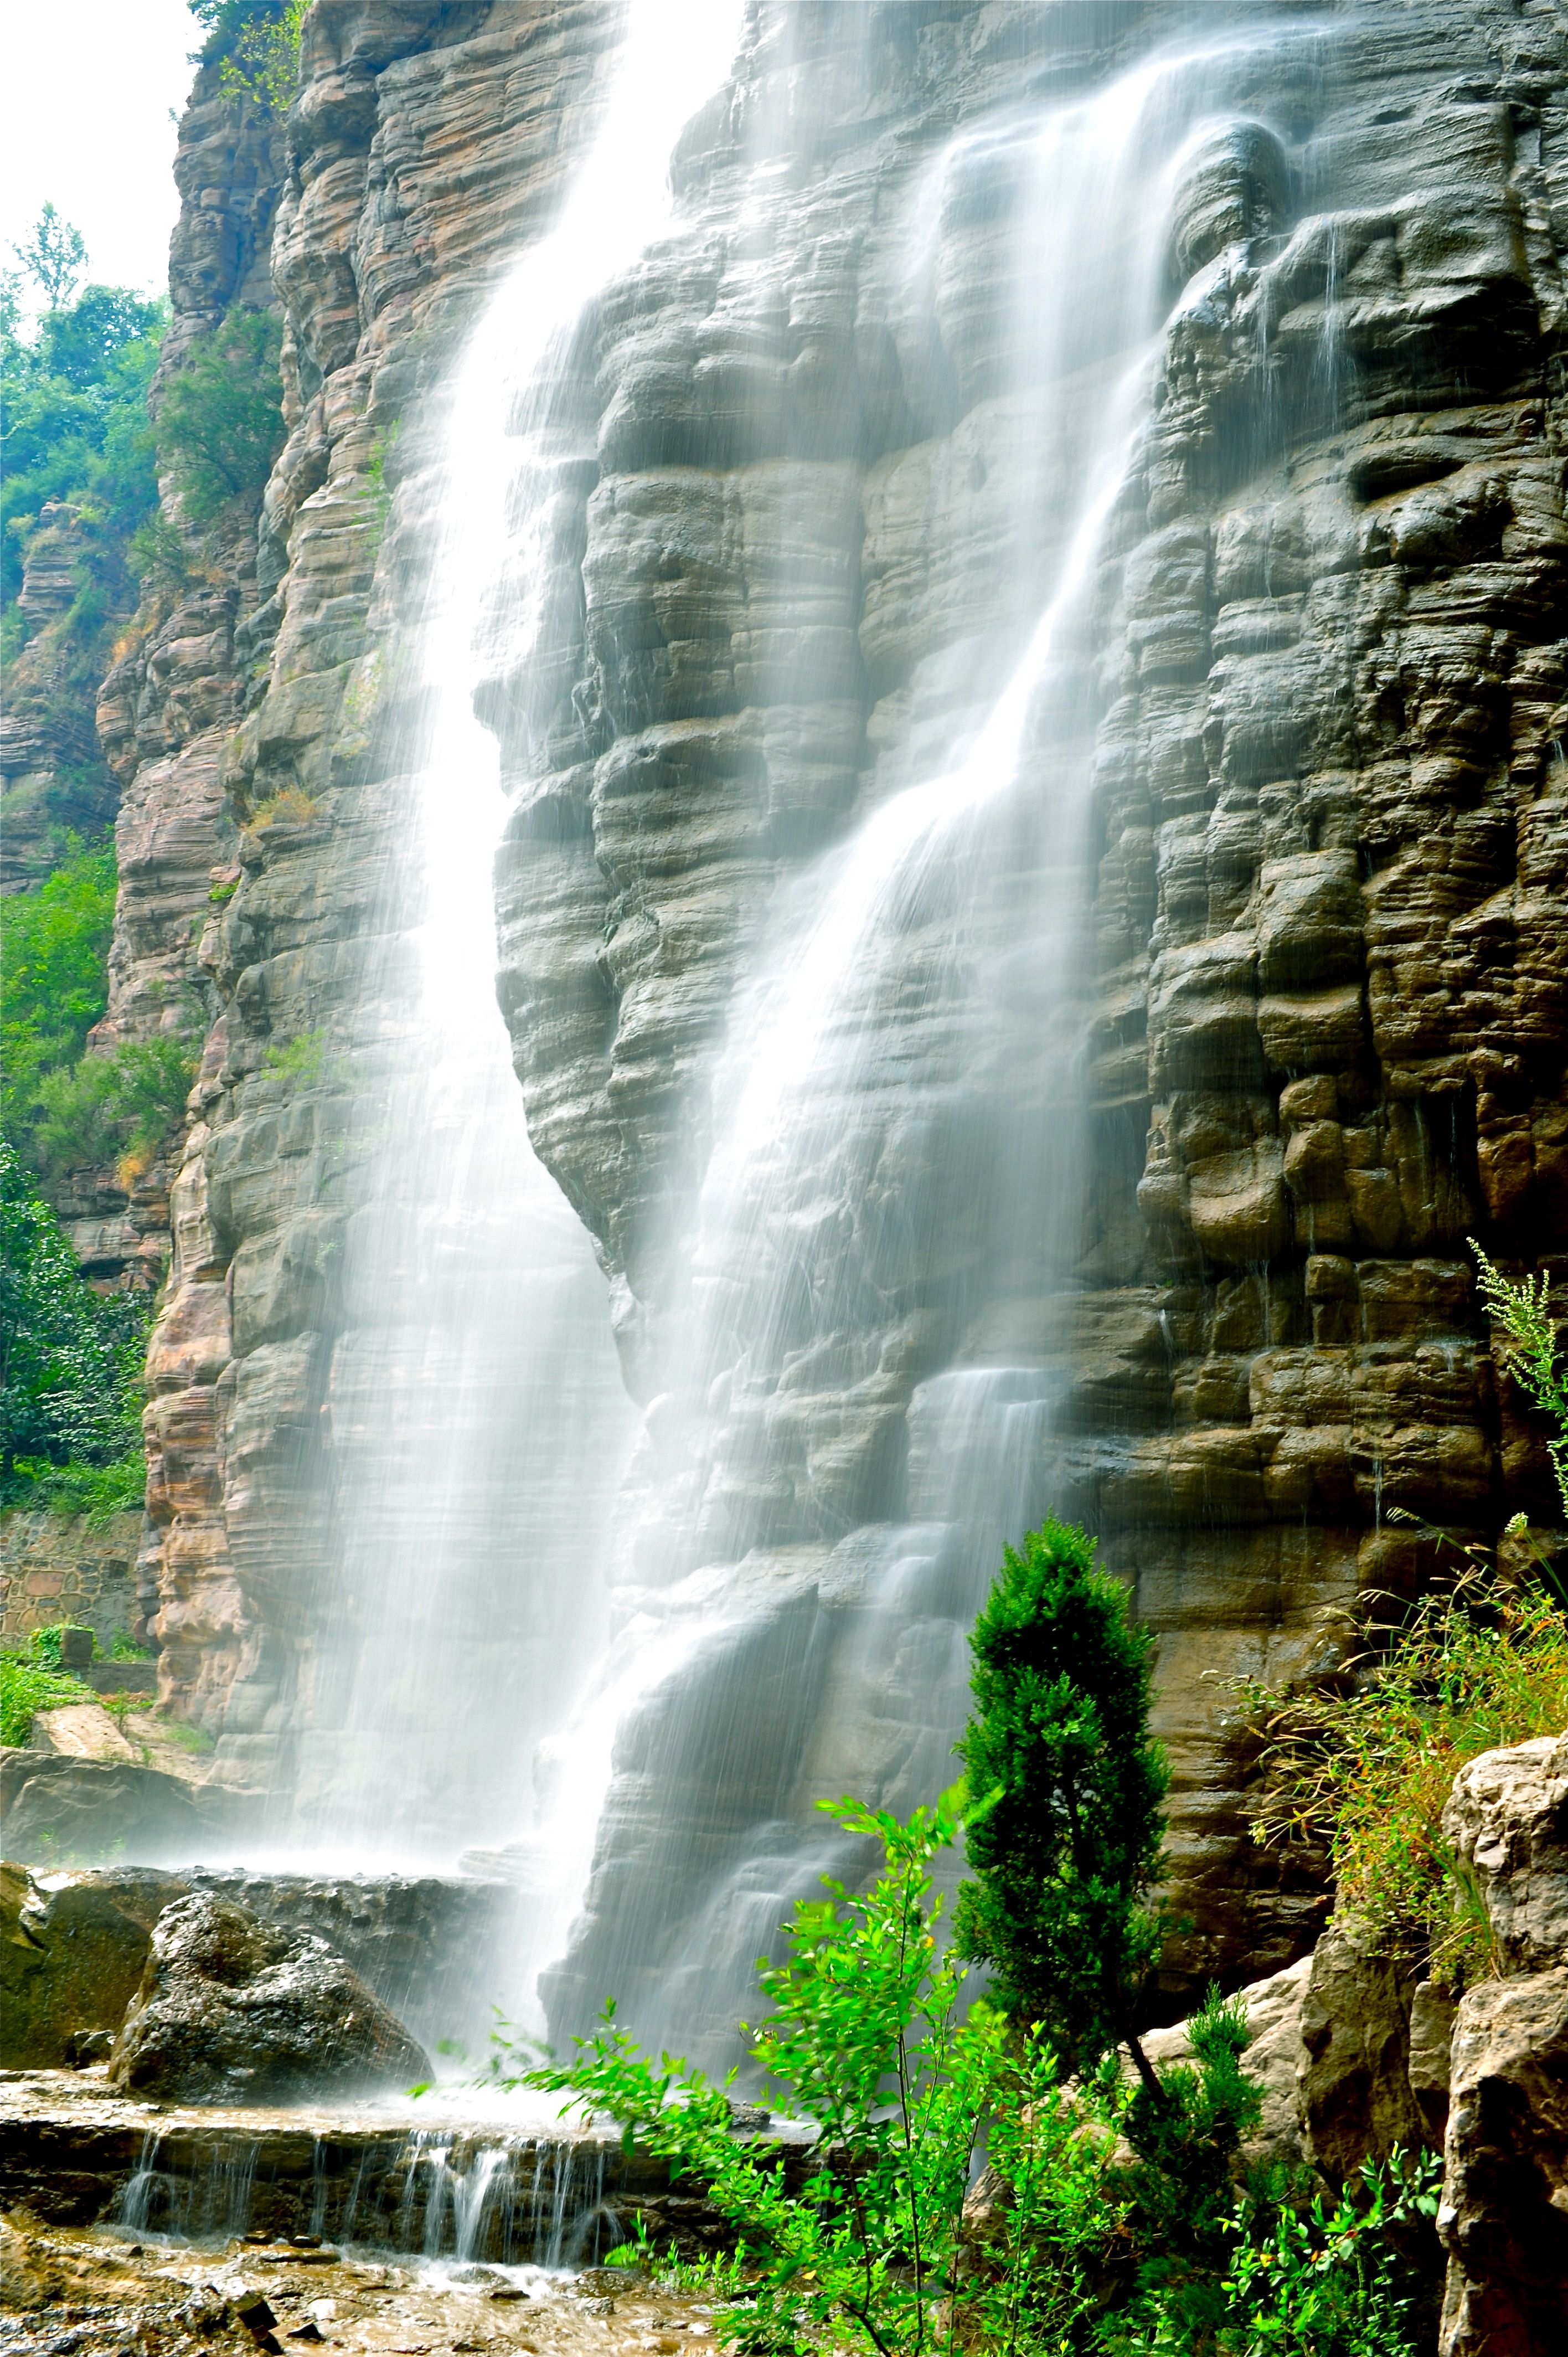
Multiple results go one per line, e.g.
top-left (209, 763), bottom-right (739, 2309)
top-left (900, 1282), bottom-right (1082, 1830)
top-left (2, 0), bottom-right (201, 316)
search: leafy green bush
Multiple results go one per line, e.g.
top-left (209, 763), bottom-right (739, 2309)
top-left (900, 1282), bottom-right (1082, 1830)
top-left (157, 308), bottom-right (285, 526)
top-left (1109, 2151), bottom-right (1441, 2357)
top-left (0, 1648), bottom-right (97, 1746)
top-left (955, 1519), bottom-right (1169, 2081)
top-left (518, 1790), bottom-right (1434, 2357)
top-left (33, 1035), bottom-right (197, 1182)
top-left (517, 1793), bottom-right (1125, 2355)
top-left (0, 1139), bottom-right (148, 1506)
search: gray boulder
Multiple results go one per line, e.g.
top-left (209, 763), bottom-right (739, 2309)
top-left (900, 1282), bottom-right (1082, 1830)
top-left (1440, 1968), bottom-right (1568, 2357)
top-left (1297, 1910), bottom-right (1426, 2182)
top-left (107, 1892), bottom-right (431, 2103)
top-left (1437, 1731), bottom-right (1568, 2357)
top-left (1441, 1733), bottom-right (1568, 1977)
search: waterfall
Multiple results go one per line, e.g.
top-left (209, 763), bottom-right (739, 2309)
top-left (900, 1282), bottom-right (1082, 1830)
top-left (282, 4), bottom-right (1325, 2068)
top-left (285, 0), bottom-right (747, 1870)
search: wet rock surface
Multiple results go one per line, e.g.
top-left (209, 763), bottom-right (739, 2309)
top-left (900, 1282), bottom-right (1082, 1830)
top-left (0, 2069), bottom-right (745, 2255)
top-left (106, 1896), bottom-right (431, 2106)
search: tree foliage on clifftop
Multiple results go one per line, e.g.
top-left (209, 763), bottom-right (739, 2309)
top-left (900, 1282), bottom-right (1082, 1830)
top-left (188, 0), bottom-right (308, 112)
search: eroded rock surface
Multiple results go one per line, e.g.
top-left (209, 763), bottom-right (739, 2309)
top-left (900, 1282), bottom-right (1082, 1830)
top-left (1298, 1908), bottom-right (1428, 2182)
top-left (107, 1892), bottom-right (431, 2104)
top-left (1442, 1729), bottom-right (1568, 1973)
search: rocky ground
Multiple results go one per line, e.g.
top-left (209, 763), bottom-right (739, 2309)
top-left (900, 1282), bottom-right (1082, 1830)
top-left (0, 2223), bottom-right (717, 2357)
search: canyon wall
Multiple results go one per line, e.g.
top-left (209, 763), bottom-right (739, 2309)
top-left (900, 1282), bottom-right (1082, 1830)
top-left (112, 0), bottom-right (1568, 2017)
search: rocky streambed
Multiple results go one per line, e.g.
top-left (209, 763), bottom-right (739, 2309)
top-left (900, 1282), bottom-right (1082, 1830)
top-left (1, 2218), bottom-right (721, 2357)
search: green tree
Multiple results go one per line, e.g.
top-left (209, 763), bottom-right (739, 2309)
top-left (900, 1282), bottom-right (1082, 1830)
top-left (156, 307), bottom-right (285, 525)
top-left (954, 1519), bottom-right (1170, 2088)
top-left (1, 269), bottom-right (164, 617)
top-left (11, 204), bottom-right (86, 310)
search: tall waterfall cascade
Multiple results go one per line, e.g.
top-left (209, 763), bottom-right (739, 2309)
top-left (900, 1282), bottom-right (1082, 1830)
top-left (158, 0), bottom-right (1516, 2068)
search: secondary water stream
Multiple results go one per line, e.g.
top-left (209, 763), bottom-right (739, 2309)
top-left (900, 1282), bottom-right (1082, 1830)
top-left (287, 0), bottom-right (747, 1871)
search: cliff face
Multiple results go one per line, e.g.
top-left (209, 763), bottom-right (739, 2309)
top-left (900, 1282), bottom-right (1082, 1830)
top-left (121, 0), bottom-right (1568, 2013)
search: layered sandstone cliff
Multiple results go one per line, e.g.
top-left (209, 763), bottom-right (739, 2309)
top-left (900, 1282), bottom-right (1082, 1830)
top-left (109, 0), bottom-right (1568, 2024)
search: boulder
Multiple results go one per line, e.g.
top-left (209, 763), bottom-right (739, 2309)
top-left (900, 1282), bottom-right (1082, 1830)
top-left (1438, 1968), bottom-right (1568, 2357)
top-left (1435, 1729), bottom-right (1568, 2356)
top-left (1297, 1910), bottom-right (1426, 2181)
top-left (107, 1892), bottom-right (432, 2103)
top-left (1140, 1953), bottom-right (1313, 2170)
top-left (0, 1861), bottom-right (188, 2068)
top-left (29, 1704), bottom-right (140, 1763)
top-left (0, 1747), bottom-right (246, 1866)
top-left (1441, 1733), bottom-right (1568, 1975)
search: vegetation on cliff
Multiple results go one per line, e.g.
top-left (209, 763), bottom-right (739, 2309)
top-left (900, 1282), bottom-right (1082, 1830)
top-left (1245, 1258), bottom-right (1568, 1999)
top-left (0, 1139), bottom-right (148, 1515)
top-left (155, 306), bottom-right (286, 530)
top-left (1, 249), bottom-right (164, 639)
top-left (0, 831), bottom-right (195, 1192)
top-left (1, 223), bottom-right (165, 865)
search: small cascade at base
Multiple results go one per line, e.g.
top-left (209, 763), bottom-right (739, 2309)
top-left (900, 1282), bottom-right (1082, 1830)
top-left (110, 2122), bottom-right (650, 2265)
